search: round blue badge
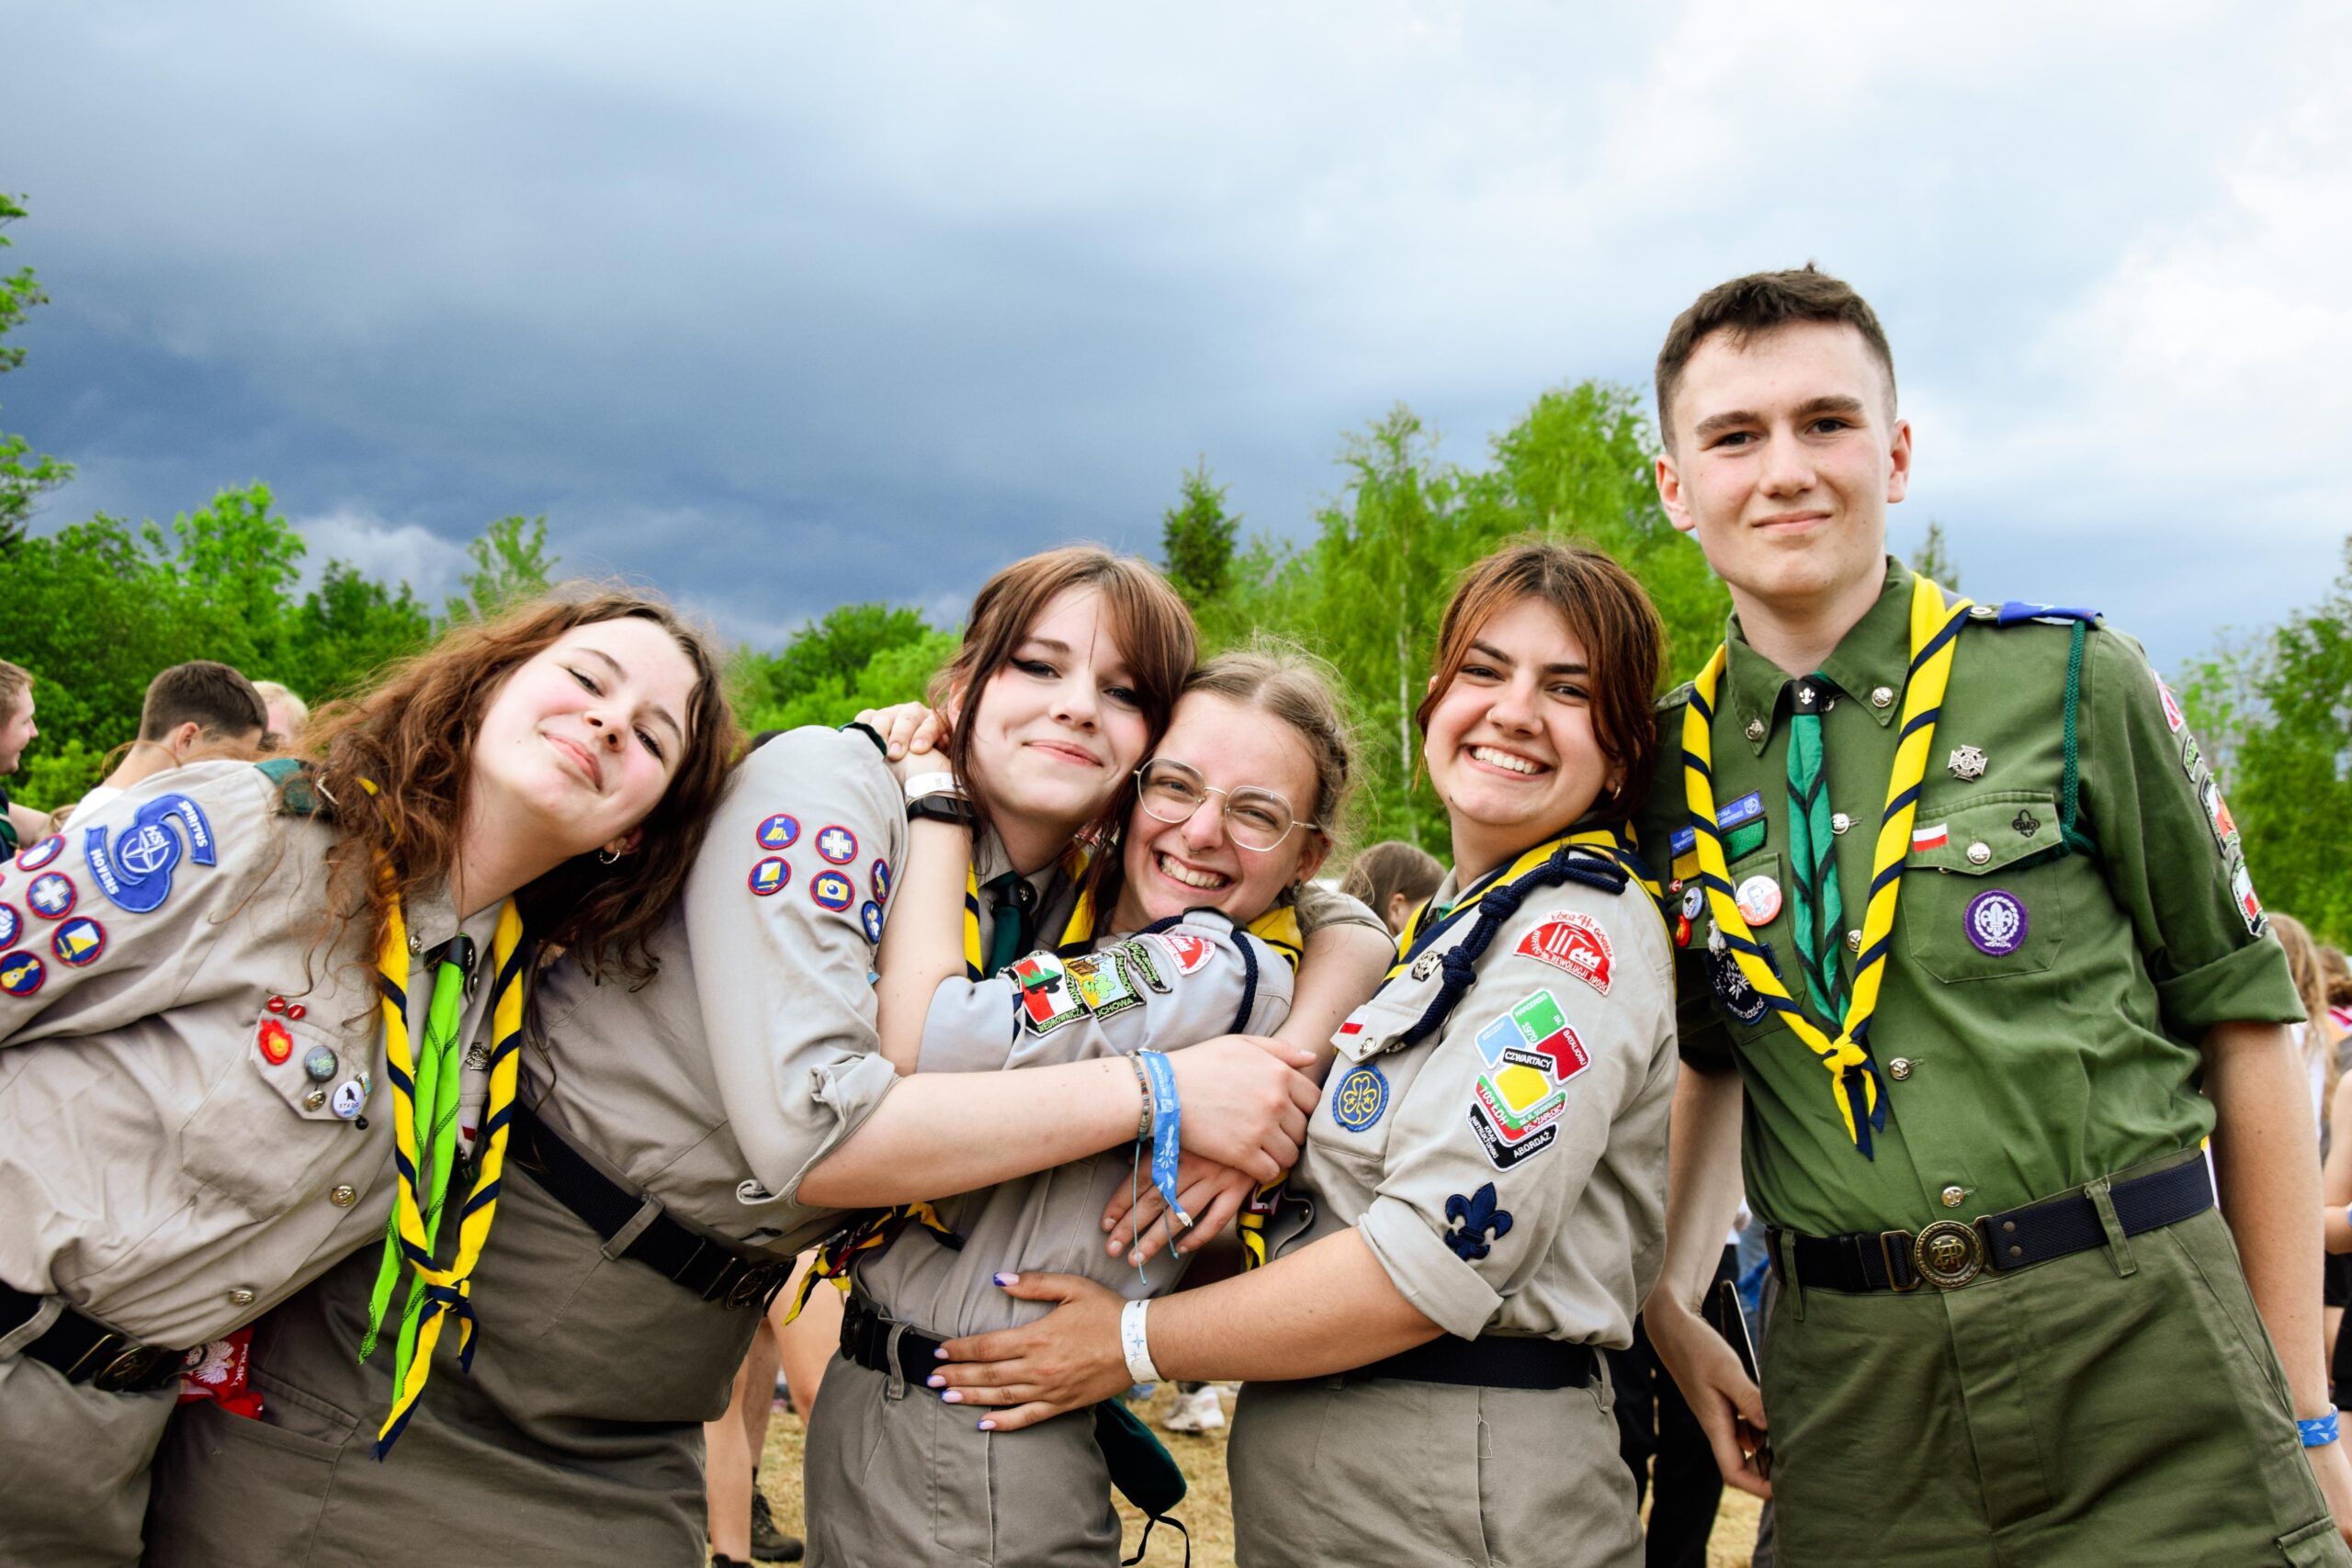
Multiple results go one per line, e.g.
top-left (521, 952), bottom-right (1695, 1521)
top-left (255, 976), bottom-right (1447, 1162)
top-left (14, 835), bottom-right (63, 872)
top-left (1, 950), bottom-right (44, 996)
top-left (1964, 889), bottom-right (2028, 957)
top-left (0, 902), bottom-right (19, 950)
top-left (748, 857), bottom-right (790, 897)
top-left (816, 825), bottom-right (858, 865)
top-left (1330, 1063), bottom-right (1389, 1133)
top-left (755, 814), bottom-right (800, 851)
top-left (27, 872), bottom-right (74, 920)
top-left (810, 871), bottom-right (854, 912)
top-left (51, 916), bottom-right (106, 967)
top-left (860, 901), bottom-right (884, 942)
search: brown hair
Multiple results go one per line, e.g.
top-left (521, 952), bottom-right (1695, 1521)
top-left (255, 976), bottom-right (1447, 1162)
top-left (1339, 840), bottom-right (1444, 918)
top-left (1655, 264), bottom-right (1896, 451)
top-left (2324, 945), bottom-right (2352, 1011)
top-left (302, 587), bottom-right (740, 986)
top-left (1413, 540), bottom-right (1666, 830)
top-left (139, 660), bottom-right (269, 741)
top-left (929, 545), bottom-right (1196, 898)
top-left (0, 660), bottom-right (30, 724)
top-left (2272, 913), bottom-right (2336, 1115)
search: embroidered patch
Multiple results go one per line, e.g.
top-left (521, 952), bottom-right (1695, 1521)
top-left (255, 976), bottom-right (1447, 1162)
top-left (1465, 990), bottom-right (1583, 1168)
top-left (2199, 777), bottom-right (2239, 854)
top-left (2232, 863), bottom-right (2267, 936)
top-left (1149, 928), bottom-right (1216, 977)
top-left (1473, 989), bottom-right (1591, 1081)
top-left (860, 901), bottom-right (883, 942)
top-left (26, 872), bottom-right (74, 919)
top-left (50, 916), bottom-right (105, 967)
top-left (1118, 939), bottom-right (1170, 995)
top-left (869, 859), bottom-right (891, 905)
top-left (816, 825), bottom-right (857, 864)
top-left (1708, 950), bottom-right (1770, 1026)
top-left (1330, 1063), bottom-right (1388, 1133)
top-left (1067, 950), bottom-right (1142, 1021)
top-left (14, 835), bottom-right (64, 872)
top-left (2154, 673), bottom-right (2187, 734)
top-left (1442, 1182), bottom-right (1513, 1261)
top-left (1718, 791), bottom-right (1765, 830)
top-left (2179, 735), bottom-right (2202, 779)
top-left (1012, 953), bottom-right (1084, 1034)
top-left (1, 950), bottom-right (45, 997)
top-left (755, 813), bottom-right (801, 851)
top-left (809, 870), bottom-right (855, 912)
top-left (748, 857), bottom-right (790, 897)
top-left (0, 902), bottom-right (18, 950)
top-left (1334, 1010), bottom-right (1371, 1051)
top-left (257, 1016), bottom-right (294, 1065)
top-left (1467, 1101), bottom-right (1557, 1170)
top-left (82, 793), bottom-right (217, 915)
top-left (1962, 889), bottom-right (2028, 957)
top-left (1515, 910), bottom-right (1613, 995)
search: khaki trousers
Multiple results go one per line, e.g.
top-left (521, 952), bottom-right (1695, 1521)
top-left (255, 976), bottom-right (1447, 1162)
top-left (0, 1348), bottom-right (175, 1568)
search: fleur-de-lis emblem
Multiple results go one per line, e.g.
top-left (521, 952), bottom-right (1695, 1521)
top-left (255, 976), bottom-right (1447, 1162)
top-left (1442, 1182), bottom-right (1514, 1262)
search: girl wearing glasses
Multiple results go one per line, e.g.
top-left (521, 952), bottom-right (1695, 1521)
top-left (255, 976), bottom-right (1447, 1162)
top-left (927, 541), bottom-right (1681, 1568)
top-left (805, 648), bottom-right (1389, 1568)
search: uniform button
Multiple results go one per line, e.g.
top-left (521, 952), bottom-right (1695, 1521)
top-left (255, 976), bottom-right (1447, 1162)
top-left (1871, 686), bottom-right (1894, 708)
top-left (329, 1185), bottom-right (357, 1208)
top-left (1940, 1186), bottom-right (1966, 1208)
top-left (408, 932), bottom-right (422, 953)
top-left (1966, 842), bottom-right (1993, 865)
top-left (1830, 812), bottom-right (1853, 835)
top-left (228, 1287), bottom-right (255, 1307)
top-left (303, 1087), bottom-right (328, 1111)
top-left (1888, 1057), bottom-right (1913, 1080)
top-left (1846, 930), bottom-right (1863, 954)
top-left (1745, 718), bottom-right (1767, 743)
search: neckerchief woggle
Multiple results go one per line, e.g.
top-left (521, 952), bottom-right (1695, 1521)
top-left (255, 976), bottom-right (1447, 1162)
top-left (1239, 827), bottom-right (1662, 1270)
top-left (1681, 572), bottom-right (1970, 1156)
top-left (360, 891), bottom-right (528, 1457)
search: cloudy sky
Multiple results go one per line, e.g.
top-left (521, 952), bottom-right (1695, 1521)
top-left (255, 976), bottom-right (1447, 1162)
top-left (5, 2), bottom-right (2346, 668)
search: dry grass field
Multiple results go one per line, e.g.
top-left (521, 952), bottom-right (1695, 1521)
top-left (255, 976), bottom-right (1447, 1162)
top-left (757, 1384), bottom-right (1763, 1567)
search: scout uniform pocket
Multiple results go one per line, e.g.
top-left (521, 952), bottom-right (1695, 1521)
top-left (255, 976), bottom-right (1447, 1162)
top-left (1902, 793), bottom-right (2068, 983)
top-left (181, 999), bottom-right (372, 1213)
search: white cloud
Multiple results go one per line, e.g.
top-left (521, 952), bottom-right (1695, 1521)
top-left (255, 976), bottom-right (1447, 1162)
top-left (292, 505), bottom-right (471, 609)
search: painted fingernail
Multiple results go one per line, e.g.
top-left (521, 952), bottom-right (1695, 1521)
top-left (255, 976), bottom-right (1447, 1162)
top-left (942, 1391), bottom-right (962, 1404)
top-left (993, 1272), bottom-right (1019, 1287)
top-left (926, 1375), bottom-right (944, 1388)
top-left (933, 1348), bottom-right (948, 1359)
top-left (978, 1419), bottom-right (997, 1431)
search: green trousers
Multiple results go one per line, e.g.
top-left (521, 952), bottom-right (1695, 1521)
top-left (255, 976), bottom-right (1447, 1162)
top-left (1766, 1201), bottom-right (2349, 1567)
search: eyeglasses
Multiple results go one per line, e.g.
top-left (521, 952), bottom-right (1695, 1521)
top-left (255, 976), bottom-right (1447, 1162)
top-left (1134, 759), bottom-right (1321, 852)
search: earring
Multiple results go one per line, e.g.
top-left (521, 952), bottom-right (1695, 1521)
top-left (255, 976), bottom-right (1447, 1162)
top-left (597, 847), bottom-right (622, 865)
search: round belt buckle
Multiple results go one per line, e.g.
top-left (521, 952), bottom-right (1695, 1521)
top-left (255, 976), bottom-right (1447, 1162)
top-left (1911, 1219), bottom-right (1985, 1290)
top-left (93, 1344), bottom-right (175, 1393)
top-left (726, 1264), bottom-right (775, 1309)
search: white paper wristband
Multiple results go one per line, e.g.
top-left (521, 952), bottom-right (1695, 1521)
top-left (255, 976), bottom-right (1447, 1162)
top-left (903, 771), bottom-right (963, 802)
top-left (1119, 1298), bottom-right (1161, 1385)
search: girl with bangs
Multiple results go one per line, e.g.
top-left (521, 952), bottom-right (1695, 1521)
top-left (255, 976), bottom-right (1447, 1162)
top-left (928, 541), bottom-right (1684, 1568)
top-left (1, 590), bottom-right (734, 1568)
top-left (805, 646), bottom-right (1391, 1567)
top-left (146, 547), bottom-right (1326, 1568)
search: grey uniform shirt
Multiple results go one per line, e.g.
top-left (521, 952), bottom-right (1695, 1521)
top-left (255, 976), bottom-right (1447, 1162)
top-left (1269, 864), bottom-right (1677, 1347)
top-left (0, 761), bottom-right (504, 1349)
top-left (520, 726), bottom-right (906, 1257)
top-left (857, 910), bottom-right (1296, 1338)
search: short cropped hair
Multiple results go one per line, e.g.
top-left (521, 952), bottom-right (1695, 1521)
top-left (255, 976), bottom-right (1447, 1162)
top-left (138, 661), bottom-right (270, 742)
top-left (252, 680), bottom-right (310, 733)
top-left (1655, 264), bottom-right (1896, 450)
top-left (0, 660), bottom-right (30, 723)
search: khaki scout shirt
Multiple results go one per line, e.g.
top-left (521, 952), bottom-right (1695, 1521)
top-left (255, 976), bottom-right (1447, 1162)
top-left (1269, 863), bottom-right (1677, 1348)
top-left (520, 726), bottom-right (906, 1256)
top-left (1637, 559), bottom-right (2303, 1236)
top-left (0, 761), bottom-right (504, 1349)
top-left (859, 911), bottom-right (1299, 1337)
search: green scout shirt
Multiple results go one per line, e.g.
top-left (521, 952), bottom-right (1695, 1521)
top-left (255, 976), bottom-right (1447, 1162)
top-left (1636, 558), bottom-right (2302, 1236)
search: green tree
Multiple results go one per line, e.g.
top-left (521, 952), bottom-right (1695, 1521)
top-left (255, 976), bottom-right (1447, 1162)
top-left (1909, 518), bottom-right (1961, 592)
top-left (283, 560), bottom-right (435, 703)
top-left (2176, 626), bottom-right (2272, 789)
top-left (2233, 537), bottom-right (2352, 942)
top-left (731, 604), bottom-right (949, 734)
top-left (447, 513), bottom-right (557, 623)
top-left (1160, 458), bottom-right (1238, 609)
top-left (0, 193), bottom-right (74, 551)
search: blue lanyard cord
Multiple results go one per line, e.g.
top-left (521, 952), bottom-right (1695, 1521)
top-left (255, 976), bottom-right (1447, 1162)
top-left (1139, 1050), bottom-right (1186, 1225)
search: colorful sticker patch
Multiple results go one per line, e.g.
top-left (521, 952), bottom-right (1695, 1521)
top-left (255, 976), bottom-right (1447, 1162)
top-left (26, 872), bottom-right (74, 919)
top-left (0, 950), bottom-right (44, 997)
top-left (2155, 672), bottom-right (2187, 734)
top-left (816, 825), bottom-right (857, 864)
top-left (14, 835), bottom-right (64, 872)
top-left (809, 870), bottom-right (855, 911)
top-left (2232, 863), bottom-right (2267, 936)
top-left (1442, 1182), bottom-right (1513, 1261)
top-left (0, 902), bottom-right (18, 950)
top-left (860, 901), bottom-right (884, 942)
top-left (1962, 889), bottom-right (2028, 957)
top-left (82, 792), bottom-right (217, 915)
top-left (1330, 1062), bottom-right (1388, 1132)
top-left (256, 1016), bottom-right (294, 1065)
top-left (748, 857), bottom-right (790, 897)
top-left (869, 859), bottom-right (891, 905)
top-left (1515, 910), bottom-right (1613, 995)
top-left (755, 813), bottom-right (801, 852)
top-left (2199, 777), bottom-right (2239, 853)
top-left (1011, 953), bottom-right (1084, 1034)
top-left (50, 917), bottom-right (104, 967)
top-left (1464, 989), bottom-right (1584, 1170)
top-left (1066, 950), bottom-right (1142, 1021)
top-left (1149, 928), bottom-right (1216, 977)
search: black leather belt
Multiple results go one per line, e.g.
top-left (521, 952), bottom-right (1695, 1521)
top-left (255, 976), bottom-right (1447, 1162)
top-left (1776, 1155), bottom-right (2214, 1294)
top-left (839, 1294), bottom-right (944, 1381)
top-left (513, 1106), bottom-right (790, 1309)
top-left (1351, 1334), bottom-right (1597, 1391)
top-left (0, 1283), bottom-right (185, 1393)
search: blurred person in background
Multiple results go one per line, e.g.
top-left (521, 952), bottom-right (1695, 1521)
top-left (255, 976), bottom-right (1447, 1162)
top-left (705, 1258), bottom-right (837, 1563)
top-left (253, 680), bottom-right (310, 748)
top-left (0, 660), bottom-right (53, 854)
top-left (68, 661), bottom-right (269, 824)
top-left (1337, 838), bottom-right (1444, 937)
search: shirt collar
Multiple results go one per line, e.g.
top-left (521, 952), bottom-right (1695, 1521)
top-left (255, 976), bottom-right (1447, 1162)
top-left (1723, 556), bottom-right (1916, 755)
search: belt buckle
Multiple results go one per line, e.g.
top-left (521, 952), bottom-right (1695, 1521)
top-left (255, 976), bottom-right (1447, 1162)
top-left (724, 1262), bottom-right (776, 1310)
top-left (94, 1344), bottom-right (179, 1393)
top-left (1910, 1219), bottom-right (1986, 1290)
top-left (1877, 1231), bottom-right (1919, 1292)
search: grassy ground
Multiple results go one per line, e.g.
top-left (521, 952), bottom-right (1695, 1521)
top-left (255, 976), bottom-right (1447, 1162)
top-left (757, 1384), bottom-right (1764, 1567)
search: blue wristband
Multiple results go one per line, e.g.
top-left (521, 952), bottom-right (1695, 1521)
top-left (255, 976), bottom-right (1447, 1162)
top-left (2301, 1411), bottom-right (2339, 1449)
top-left (1137, 1051), bottom-right (1190, 1228)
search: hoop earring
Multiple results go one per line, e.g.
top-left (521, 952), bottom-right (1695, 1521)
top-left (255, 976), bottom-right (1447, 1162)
top-left (597, 848), bottom-right (622, 865)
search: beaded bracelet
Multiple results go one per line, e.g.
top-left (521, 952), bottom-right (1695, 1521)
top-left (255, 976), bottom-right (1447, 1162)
top-left (1126, 1052), bottom-right (1154, 1143)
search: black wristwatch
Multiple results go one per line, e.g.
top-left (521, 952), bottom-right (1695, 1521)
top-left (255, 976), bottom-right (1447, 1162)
top-left (907, 793), bottom-right (978, 829)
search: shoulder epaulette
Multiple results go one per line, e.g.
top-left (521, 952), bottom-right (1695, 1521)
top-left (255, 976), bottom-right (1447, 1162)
top-left (1656, 680), bottom-right (1697, 713)
top-left (1972, 601), bottom-right (2103, 628)
top-left (255, 756), bottom-right (327, 818)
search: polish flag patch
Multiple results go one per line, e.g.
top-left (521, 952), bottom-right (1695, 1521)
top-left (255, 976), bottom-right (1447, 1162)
top-left (1911, 823), bottom-right (1949, 852)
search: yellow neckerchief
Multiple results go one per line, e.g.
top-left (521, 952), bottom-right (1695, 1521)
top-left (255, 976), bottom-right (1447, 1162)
top-left (961, 843), bottom-right (1097, 978)
top-left (1243, 901), bottom-right (1305, 968)
top-left (1682, 572), bottom-right (1971, 1156)
top-left (368, 894), bottom-right (527, 1456)
top-left (1241, 830), bottom-right (1658, 1270)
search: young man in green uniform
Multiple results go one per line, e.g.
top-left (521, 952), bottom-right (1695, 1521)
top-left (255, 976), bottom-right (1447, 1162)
top-left (1635, 266), bottom-right (2352, 1566)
